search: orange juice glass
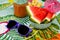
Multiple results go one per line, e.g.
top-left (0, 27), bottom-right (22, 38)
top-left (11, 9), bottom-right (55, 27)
top-left (14, 3), bottom-right (28, 18)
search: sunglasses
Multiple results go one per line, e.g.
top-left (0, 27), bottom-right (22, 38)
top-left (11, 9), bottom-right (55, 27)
top-left (6, 20), bottom-right (32, 37)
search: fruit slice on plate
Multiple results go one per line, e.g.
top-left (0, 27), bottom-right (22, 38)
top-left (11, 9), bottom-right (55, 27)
top-left (45, 11), bottom-right (55, 21)
top-left (0, 22), bottom-right (9, 35)
top-left (26, 6), bottom-right (48, 24)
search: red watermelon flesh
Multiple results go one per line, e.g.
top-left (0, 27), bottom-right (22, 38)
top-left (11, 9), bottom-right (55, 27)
top-left (45, 11), bottom-right (55, 21)
top-left (26, 6), bottom-right (48, 24)
top-left (26, 6), bottom-right (56, 24)
top-left (30, 6), bottom-right (48, 21)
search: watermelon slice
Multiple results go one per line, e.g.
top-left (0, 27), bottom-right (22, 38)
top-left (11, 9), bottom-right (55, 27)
top-left (45, 11), bottom-right (55, 21)
top-left (0, 22), bottom-right (9, 35)
top-left (26, 6), bottom-right (48, 24)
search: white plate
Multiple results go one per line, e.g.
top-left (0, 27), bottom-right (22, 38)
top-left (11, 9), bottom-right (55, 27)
top-left (0, 22), bottom-right (9, 35)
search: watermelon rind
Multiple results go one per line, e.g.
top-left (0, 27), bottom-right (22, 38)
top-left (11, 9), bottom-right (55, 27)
top-left (45, 14), bottom-right (56, 21)
top-left (45, 17), bottom-right (51, 21)
top-left (52, 14), bottom-right (56, 19)
top-left (26, 6), bottom-right (33, 16)
top-left (26, 6), bottom-right (41, 24)
top-left (30, 16), bottom-right (41, 24)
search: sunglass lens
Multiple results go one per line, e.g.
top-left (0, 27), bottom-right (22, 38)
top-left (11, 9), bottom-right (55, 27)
top-left (6, 20), bottom-right (17, 29)
top-left (18, 25), bottom-right (29, 35)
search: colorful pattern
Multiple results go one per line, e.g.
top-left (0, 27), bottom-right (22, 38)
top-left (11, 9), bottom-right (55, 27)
top-left (0, 15), bottom-right (59, 40)
top-left (44, 0), bottom-right (60, 13)
top-left (0, 0), bottom-right (60, 40)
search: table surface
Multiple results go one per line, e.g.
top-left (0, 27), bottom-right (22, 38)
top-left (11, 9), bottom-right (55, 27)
top-left (0, 0), bottom-right (60, 40)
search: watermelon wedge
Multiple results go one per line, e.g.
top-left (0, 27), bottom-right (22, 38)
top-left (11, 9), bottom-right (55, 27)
top-left (45, 11), bottom-right (55, 21)
top-left (26, 6), bottom-right (48, 24)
